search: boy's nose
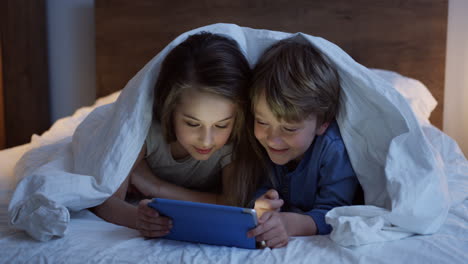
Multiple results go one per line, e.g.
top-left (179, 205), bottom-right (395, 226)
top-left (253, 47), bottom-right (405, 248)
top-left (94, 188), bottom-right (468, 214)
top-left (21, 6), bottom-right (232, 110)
top-left (266, 128), bottom-right (283, 144)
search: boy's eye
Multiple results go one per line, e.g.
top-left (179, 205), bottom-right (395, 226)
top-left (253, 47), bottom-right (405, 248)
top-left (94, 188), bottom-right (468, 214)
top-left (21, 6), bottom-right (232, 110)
top-left (256, 119), bottom-right (268, 126)
top-left (283, 127), bottom-right (298, 132)
top-left (185, 122), bottom-right (199, 127)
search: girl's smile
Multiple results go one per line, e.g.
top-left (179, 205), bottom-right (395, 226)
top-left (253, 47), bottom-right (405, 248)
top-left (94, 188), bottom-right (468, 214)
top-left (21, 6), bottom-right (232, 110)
top-left (194, 147), bottom-right (213, 155)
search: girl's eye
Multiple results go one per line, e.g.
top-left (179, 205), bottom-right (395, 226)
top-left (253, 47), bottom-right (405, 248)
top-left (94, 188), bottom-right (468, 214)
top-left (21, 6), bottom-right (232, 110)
top-left (186, 122), bottom-right (199, 127)
top-left (215, 122), bottom-right (231, 129)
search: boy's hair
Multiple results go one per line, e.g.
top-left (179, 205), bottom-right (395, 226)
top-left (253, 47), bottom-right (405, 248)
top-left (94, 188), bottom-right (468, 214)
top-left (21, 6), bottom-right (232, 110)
top-left (154, 32), bottom-right (250, 144)
top-left (250, 37), bottom-right (341, 125)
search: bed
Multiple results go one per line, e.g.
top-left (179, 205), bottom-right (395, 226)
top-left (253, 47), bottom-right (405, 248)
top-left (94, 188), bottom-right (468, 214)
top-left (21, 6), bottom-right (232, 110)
top-left (1, 0), bottom-right (467, 263)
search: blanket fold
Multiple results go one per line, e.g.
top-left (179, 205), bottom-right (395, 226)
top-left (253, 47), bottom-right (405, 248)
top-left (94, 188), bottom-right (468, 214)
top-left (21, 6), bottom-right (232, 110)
top-left (9, 23), bottom-right (452, 246)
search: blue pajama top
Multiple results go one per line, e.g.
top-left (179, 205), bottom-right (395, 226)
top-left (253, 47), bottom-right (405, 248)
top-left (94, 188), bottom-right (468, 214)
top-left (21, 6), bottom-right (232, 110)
top-left (255, 121), bottom-right (358, 235)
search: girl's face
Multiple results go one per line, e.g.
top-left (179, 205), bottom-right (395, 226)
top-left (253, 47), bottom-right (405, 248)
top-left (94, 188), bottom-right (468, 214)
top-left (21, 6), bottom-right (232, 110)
top-left (172, 89), bottom-right (236, 161)
top-left (253, 93), bottom-right (329, 166)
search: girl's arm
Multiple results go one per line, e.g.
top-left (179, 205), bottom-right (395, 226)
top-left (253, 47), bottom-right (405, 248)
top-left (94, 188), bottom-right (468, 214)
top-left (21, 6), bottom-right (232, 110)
top-left (90, 144), bottom-right (147, 228)
top-left (90, 175), bottom-right (138, 228)
top-left (90, 144), bottom-right (172, 237)
top-left (131, 155), bottom-right (235, 205)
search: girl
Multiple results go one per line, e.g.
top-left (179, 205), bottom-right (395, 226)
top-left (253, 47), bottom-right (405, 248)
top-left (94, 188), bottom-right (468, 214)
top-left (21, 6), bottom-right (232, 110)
top-left (91, 32), bottom-right (264, 238)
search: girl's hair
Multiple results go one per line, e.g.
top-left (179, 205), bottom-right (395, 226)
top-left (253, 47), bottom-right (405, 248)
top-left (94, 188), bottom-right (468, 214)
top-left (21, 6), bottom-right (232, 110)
top-left (250, 37), bottom-right (341, 126)
top-left (154, 32), bottom-right (249, 143)
top-left (154, 32), bottom-right (262, 206)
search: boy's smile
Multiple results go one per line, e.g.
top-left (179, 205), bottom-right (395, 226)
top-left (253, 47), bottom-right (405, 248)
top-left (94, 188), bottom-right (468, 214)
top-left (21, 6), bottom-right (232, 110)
top-left (254, 93), bottom-right (329, 166)
top-left (268, 146), bottom-right (289, 153)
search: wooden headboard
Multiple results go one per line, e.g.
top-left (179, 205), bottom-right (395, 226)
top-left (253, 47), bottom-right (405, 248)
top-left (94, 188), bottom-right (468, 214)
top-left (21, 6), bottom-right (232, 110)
top-left (95, 0), bottom-right (448, 128)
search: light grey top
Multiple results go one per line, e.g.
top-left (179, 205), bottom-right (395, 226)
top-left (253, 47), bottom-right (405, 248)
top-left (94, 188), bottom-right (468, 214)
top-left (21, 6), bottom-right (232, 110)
top-left (145, 121), bottom-right (232, 191)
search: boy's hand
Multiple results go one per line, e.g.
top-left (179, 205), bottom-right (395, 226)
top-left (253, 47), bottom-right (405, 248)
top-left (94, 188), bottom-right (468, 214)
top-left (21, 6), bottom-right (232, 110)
top-left (136, 199), bottom-right (172, 237)
top-left (247, 211), bottom-right (289, 248)
top-left (254, 189), bottom-right (283, 218)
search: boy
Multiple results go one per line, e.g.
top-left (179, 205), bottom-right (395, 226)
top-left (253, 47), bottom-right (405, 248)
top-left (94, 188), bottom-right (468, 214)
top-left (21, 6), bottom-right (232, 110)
top-left (247, 37), bottom-right (359, 248)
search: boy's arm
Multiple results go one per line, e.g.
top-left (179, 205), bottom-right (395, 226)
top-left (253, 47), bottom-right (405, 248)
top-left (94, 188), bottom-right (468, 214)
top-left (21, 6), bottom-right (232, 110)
top-left (303, 177), bottom-right (357, 235)
top-left (280, 212), bottom-right (317, 236)
top-left (250, 141), bottom-right (358, 243)
top-left (248, 209), bottom-right (318, 248)
top-left (304, 139), bottom-right (359, 235)
top-left (248, 207), bottom-right (318, 249)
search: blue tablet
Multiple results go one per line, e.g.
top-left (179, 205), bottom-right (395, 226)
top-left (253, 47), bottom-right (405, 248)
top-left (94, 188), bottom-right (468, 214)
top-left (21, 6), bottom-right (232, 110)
top-left (148, 198), bottom-right (258, 249)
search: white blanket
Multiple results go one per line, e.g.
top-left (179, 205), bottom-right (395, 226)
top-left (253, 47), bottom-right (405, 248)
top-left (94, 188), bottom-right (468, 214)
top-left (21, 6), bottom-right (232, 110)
top-left (8, 23), bottom-right (460, 246)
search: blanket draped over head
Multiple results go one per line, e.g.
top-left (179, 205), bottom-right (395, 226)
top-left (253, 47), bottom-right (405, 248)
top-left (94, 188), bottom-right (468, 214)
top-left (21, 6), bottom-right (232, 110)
top-left (8, 23), bottom-right (454, 246)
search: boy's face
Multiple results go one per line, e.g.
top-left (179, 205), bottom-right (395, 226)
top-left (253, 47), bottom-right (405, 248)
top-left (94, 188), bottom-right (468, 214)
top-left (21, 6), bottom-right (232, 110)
top-left (172, 89), bottom-right (236, 160)
top-left (254, 93), bottom-right (329, 166)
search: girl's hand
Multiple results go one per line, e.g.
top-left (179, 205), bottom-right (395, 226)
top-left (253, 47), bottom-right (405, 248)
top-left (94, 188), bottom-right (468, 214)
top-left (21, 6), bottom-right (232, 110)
top-left (247, 211), bottom-right (289, 248)
top-left (254, 189), bottom-right (283, 218)
top-left (136, 199), bottom-right (172, 237)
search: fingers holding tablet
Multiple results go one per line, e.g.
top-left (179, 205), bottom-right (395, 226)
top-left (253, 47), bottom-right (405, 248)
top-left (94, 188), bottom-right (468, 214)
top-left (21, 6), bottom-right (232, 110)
top-left (247, 211), bottom-right (289, 249)
top-left (137, 199), bottom-right (173, 237)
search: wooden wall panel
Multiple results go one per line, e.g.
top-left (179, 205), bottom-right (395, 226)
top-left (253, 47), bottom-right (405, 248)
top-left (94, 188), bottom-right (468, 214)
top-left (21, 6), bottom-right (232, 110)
top-left (96, 0), bottom-right (447, 128)
top-left (0, 0), bottom-right (50, 148)
top-left (0, 41), bottom-right (5, 150)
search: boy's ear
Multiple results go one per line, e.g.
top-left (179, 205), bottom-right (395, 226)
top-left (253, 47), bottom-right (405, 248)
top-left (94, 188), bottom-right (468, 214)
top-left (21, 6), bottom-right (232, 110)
top-left (316, 122), bottom-right (330, 136)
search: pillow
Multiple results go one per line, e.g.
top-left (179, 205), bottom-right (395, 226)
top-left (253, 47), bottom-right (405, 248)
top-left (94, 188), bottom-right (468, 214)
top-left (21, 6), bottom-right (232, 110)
top-left (371, 69), bottom-right (437, 123)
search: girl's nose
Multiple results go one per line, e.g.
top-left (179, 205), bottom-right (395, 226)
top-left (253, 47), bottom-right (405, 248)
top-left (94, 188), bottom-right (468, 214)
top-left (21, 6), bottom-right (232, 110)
top-left (200, 128), bottom-right (214, 147)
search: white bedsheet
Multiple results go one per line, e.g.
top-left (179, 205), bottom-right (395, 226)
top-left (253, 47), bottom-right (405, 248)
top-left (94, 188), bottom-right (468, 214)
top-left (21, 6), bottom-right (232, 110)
top-left (0, 148), bottom-right (467, 263)
top-left (0, 204), bottom-right (466, 264)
